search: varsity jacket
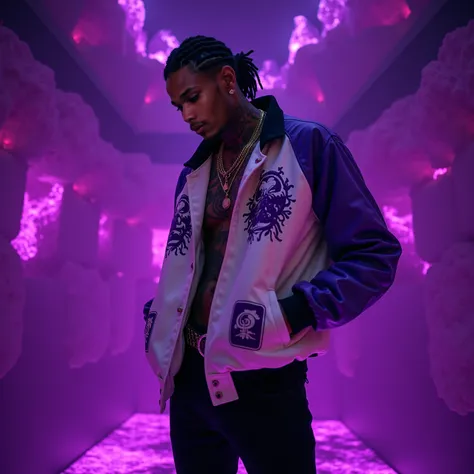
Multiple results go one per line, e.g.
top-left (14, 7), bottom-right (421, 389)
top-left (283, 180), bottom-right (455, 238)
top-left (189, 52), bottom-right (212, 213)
top-left (144, 95), bottom-right (401, 413)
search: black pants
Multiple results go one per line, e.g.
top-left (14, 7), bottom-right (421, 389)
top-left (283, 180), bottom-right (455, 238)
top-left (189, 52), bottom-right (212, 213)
top-left (170, 345), bottom-right (316, 474)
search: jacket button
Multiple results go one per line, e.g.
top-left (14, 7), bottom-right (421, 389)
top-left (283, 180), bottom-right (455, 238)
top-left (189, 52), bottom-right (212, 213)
top-left (177, 307), bottom-right (183, 313)
top-left (215, 391), bottom-right (223, 399)
top-left (212, 380), bottom-right (219, 387)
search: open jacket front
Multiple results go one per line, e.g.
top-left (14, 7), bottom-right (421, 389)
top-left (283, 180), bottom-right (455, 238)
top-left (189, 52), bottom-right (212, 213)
top-left (145, 96), bottom-right (402, 413)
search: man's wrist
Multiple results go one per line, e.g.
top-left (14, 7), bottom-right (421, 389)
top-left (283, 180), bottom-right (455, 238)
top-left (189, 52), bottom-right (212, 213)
top-left (279, 293), bottom-right (316, 335)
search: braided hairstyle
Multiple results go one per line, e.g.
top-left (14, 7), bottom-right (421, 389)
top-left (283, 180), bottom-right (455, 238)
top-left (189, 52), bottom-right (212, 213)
top-left (164, 35), bottom-right (263, 101)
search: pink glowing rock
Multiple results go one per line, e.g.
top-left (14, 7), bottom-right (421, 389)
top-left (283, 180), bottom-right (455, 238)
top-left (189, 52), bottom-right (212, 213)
top-left (452, 144), bottom-right (474, 241)
top-left (117, 0), bottom-right (147, 56)
top-left (0, 150), bottom-right (27, 241)
top-left (72, 139), bottom-right (122, 208)
top-left (11, 183), bottom-right (64, 262)
top-left (418, 20), bottom-right (474, 160)
top-left (382, 198), bottom-right (427, 278)
top-left (117, 0), bottom-right (349, 94)
top-left (151, 228), bottom-right (169, 283)
top-left (59, 261), bottom-right (111, 369)
top-left (151, 228), bottom-right (169, 268)
top-left (258, 60), bottom-right (287, 91)
top-left (0, 237), bottom-right (25, 380)
top-left (0, 26), bottom-right (59, 160)
top-left (108, 274), bottom-right (136, 356)
top-left (77, 148), bottom-right (156, 221)
top-left (288, 16), bottom-right (320, 65)
top-left (72, 0), bottom-right (132, 52)
top-left (338, 22), bottom-right (474, 277)
top-left (318, 0), bottom-right (348, 33)
top-left (347, 95), bottom-right (433, 202)
top-left (148, 30), bottom-right (180, 65)
top-left (346, 0), bottom-right (411, 34)
top-left (31, 90), bottom-right (102, 184)
top-left (423, 242), bottom-right (474, 416)
top-left (410, 172), bottom-right (459, 263)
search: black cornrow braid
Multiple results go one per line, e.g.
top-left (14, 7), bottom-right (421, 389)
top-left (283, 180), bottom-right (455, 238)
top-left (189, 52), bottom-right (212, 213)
top-left (233, 50), bottom-right (263, 102)
top-left (164, 36), bottom-right (232, 78)
top-left (164, 36), bottom-right (263, 100)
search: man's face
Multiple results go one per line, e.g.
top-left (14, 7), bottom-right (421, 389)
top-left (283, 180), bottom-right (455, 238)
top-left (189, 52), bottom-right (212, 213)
top-left (166, 66), bottom-right (232, 140)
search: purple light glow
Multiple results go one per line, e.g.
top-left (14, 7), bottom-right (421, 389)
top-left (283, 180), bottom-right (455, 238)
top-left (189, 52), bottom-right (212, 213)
top-left (148, 30), bottom-right (180, 65)
top-left (116, 0), bottom-right (180, 66)
top-left (117, 0), bottom-right (147, 55)
top-left (380, 167), bottom-right (449, 274)
top-left (383, 204), bottom-right (431, 275)
top-left (433, 167), bottom-right (448, 180)
top-left (151, 229), bottom-right (168, 267)
top-left (383, 206), bottom-right (413, 246)
top-left (318, 0), bottom-right (348, 34)
top-left (11, 184), bottom-right (64, 261)
top-left (63, 413), bottom-right (395, 474)
top-left (288, 16), bottom-right (320, 65)
top-left (382, 204), bottom-right (430, 274)
top-left (98, 214), bottom-right (110, 244)
top-left (259, 60), bottom-right (288, 90)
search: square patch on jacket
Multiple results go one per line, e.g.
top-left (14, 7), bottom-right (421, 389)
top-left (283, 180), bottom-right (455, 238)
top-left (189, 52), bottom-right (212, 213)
top-left (144, 311), bottom-right (157, 353)
top-left (229, 301), bottom-right (265, 350)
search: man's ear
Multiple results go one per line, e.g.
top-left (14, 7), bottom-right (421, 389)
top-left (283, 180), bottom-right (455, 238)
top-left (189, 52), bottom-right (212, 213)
top-left (218, 65), bottom-right (237, 94)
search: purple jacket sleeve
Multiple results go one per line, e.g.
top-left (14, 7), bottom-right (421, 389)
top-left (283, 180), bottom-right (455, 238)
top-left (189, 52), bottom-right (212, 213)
top-left (279, 134), bottom-right (402, 333)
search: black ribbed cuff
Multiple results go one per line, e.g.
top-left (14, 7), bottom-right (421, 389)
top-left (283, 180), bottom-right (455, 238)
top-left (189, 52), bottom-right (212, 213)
top-left (279, 292), bottom-right (316, 335)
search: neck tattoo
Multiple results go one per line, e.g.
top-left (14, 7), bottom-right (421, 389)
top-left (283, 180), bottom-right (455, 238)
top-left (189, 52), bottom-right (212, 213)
top-left (216, 109), bottom-right (265, 210)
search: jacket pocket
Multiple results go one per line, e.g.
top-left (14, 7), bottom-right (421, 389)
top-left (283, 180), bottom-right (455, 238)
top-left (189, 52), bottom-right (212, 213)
top-left (267, 290), bottom-right (291, 347)
top-left (229, 295), bottom-right (289, 352)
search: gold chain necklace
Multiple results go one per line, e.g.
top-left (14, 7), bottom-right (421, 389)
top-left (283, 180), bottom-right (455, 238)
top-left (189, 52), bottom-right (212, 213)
top-left (217, 110), bottom-right (266, 210)
top-left (217, 110), bottom-right (265, 181)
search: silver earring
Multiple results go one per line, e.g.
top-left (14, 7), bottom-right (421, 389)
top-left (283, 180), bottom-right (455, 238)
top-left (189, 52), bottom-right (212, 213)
top-left (229, 89), bottom-right (235, 95)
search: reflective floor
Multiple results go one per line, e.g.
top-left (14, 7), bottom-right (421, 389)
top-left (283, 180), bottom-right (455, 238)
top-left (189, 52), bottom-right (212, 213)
top-left (64, 414), bottom-right (395, 473)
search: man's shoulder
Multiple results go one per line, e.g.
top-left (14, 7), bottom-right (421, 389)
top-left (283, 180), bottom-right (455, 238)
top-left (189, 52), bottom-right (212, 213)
top-left (283, 115), bottom-right (340, 159)
top-left (283, 115), bottom-right (336, 146)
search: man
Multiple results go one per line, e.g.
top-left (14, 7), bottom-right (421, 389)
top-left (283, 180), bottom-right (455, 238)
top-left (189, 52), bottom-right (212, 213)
top-left (143, 35), bottom-right (401, 474)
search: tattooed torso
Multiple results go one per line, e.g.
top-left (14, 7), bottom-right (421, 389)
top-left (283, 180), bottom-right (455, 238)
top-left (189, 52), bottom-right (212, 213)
top-left (188, 105), bottom-right (261, 329)
top-left (187, 151), bottom-right (248, 329)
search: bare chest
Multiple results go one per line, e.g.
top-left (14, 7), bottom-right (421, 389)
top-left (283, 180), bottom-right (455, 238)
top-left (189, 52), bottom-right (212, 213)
top-left (202, 153), bottom-right (246, 239)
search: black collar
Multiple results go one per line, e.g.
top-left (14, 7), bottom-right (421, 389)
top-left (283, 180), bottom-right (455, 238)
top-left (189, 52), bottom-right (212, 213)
top-left (183, 95), bottom-right (285, 169)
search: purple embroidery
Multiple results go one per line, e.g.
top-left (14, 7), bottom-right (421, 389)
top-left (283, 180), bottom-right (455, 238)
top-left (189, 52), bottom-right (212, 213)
top-left (144, 311), bottom-right (157, 353)
top-left (166, 194), bottom-right (192, 257)
top-left (229, 301), bottom-right (265, 350)
top-left (243, 167), bottom-right (295, 243)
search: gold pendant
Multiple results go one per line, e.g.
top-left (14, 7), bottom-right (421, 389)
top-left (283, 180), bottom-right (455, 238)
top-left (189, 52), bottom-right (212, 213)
top-left (222, 197), bottom-right (231, 209)
top-left (223, 180), bottom-right (229, 192)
